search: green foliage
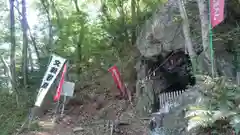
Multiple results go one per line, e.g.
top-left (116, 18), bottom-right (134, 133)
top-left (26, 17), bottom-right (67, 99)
top-left (0, 91), bottom-right (32, 135)
top-left (185, 76), bottom-right (240, 134)
top-left (0, 56), bottom-right (50, 134)
top-left (46, 0), bottom-right (166, 74)
top-left (0, 0), bottom-right (166, 134)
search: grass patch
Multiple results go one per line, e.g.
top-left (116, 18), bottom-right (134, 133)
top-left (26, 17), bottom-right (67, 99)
top-left (0, 90), bottom-right (34, 135)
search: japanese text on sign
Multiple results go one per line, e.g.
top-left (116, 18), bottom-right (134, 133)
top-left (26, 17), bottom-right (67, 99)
top-left (35, 54), bottom-right (66, 107)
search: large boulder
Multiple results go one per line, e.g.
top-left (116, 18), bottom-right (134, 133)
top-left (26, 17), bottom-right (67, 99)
top-left (134, 3), bottom-right (240, 135)
top-left (134, 0), bottom-right (240, 134)
top-left (136, 0), bottom-right (237, 78)
top-left (136, 0), bottom-right (201, 58)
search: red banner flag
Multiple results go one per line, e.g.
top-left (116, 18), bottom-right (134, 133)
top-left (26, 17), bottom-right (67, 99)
top-left (210, 0), bottom-right (225, 28)
top-left (108, 65), bottom-right (126, 96)
top-left (54, 63), bottom-right (67, 101)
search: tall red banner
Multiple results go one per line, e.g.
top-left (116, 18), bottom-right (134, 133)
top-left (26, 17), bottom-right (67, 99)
top-left (108, 65), bottom-right (126, 96)
top-left (210, 0), bottom-right (225, 28)
top-left (54, 63), bottom-right (67, 101)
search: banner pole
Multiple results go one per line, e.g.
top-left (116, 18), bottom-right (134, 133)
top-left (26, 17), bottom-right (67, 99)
top-left (61, 94), bottom-right (66, 117)
top-left (208, 0), bottom-right (215, 78)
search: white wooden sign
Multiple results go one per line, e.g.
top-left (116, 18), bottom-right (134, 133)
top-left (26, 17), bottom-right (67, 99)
top-left (35, 54), bottom-right (66, 107)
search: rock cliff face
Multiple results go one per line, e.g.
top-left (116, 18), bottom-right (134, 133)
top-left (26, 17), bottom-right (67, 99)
top-left (136, 0), bottom-right (203, 58)
top-left (135, 0), bottom-right (199, 117)
top-left (136, 0), bottom-right (237, 79)
top-left (135, 0), bottom-right (240, 134)
top-left (136, 0), bottom-right (185, 58)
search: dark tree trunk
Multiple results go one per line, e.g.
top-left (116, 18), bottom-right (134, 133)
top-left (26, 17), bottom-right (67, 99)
top-left (9, 0), bottom-right (17, 91)
top-left (21, 0), bottom-right (28, 87)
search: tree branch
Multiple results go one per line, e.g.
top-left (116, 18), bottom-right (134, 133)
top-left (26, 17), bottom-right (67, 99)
top-left (14, 1), bottom-right (40, 61)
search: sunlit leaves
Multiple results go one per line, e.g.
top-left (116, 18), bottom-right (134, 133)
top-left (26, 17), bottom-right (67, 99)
top-left (23, 0), bottom-right (167, 73)
top-left (185, 76), bottom-right (240, 134)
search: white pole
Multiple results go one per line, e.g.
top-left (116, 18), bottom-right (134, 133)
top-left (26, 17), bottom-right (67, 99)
top-left (61, 94), bottom-right (67, 117)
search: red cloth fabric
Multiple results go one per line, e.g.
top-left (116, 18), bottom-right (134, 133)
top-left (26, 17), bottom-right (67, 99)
top-left (210, 0), bottom-right (225, 28)
top-left (108, 65), bottom-right (126, 96)
top-left (54, 63), bottom-right (67, 101)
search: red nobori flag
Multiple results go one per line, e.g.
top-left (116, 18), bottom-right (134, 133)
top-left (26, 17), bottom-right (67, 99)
top-left (210, 0), bottom-right (225, 28)
top-left (54, 63), bottom-right (67, 101)
top-left (108, 65), bottom-right (126, 96)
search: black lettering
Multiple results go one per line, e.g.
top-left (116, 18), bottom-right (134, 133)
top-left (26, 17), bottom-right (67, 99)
top-left (50, 67), bottom-right (58, 74)
top-left (54, 60), bottom-right (61, 67)
top-left (37, 88), bottom-right (44, 97)
top-left (46, 74), bottom-right (54, 81)
top-left (41, 82), bottom-right (49, 88)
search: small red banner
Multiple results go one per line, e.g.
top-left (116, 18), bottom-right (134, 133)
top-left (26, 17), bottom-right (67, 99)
top-left (210, 0), bottom-right (225, 28)
top-left (54, 63), bottom-right (67, 101)
top-left (108, 65), bottom-right (126, 96)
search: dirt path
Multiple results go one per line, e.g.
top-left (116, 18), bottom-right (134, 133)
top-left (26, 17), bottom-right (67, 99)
top-left (22, 84), bottom-right (149, 135)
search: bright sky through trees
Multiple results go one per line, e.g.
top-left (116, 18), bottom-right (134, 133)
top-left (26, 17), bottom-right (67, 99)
top-left (27, 0), bottom-right (100, 29)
